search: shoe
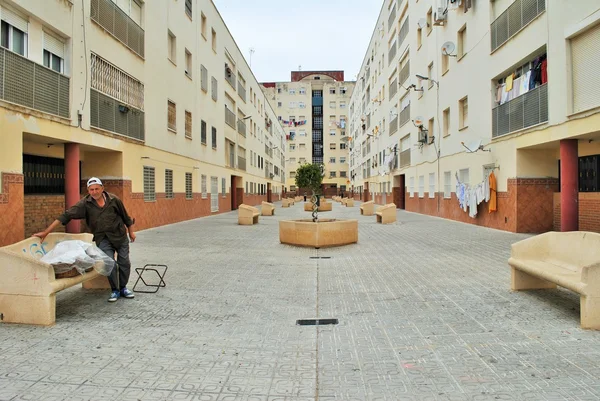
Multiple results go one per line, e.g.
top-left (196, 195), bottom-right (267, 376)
top-left (108, 290), bottom-right (120, 302)
top-left (121, 288), bottom-right (135, 299)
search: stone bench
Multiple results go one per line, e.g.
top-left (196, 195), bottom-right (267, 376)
top-left (261, 201), bottom-right (275, 216)
top-left (376, 203), bottom-right (396, 224)
top-left (238, 204), bottom-right (260, 225)
top-left (0, 233), bottom-right (110, 326)
top-left (360, 200), bottom-right (375, 216)
top-left (304, 200), bottom-right (332, 212)
top-left (343, 198), bottom-right (354, 207)
top-left (282, 198), bottom-right (295, 207)
top-left (509, 231), bottom-right (600, 329)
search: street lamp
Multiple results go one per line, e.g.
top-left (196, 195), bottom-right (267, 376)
top-left (415, 74), bottom-right (439, 88)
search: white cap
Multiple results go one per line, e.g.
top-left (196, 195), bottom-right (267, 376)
top-left (87, 177), bottom-right (103, 187)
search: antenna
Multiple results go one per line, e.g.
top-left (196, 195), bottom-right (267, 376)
top-left (249, 47), bottom-right (255, 67)
top-left (441, 41), bottom-right (457, 57)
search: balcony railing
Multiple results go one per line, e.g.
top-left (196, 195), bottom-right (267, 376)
top-left (399, 104), bottom-right (410, 127)
top-left (388, 42), bottom-right (397, 65)
top-left (388, 6), bottom-right (396, 31)
top-left (90, 0), bottom-right (145, 58)
top-left (237, 156), bottom-right (246, 171)
top-left (225, 70), bottom-right (236, 89)
top-left (399, 149), bottom-right (411, 168)
top-left (492, 83), bottom-right (548, 138)
top-left (398, 18), bottom-right (409, 49)
top-left (0, 48), bottom-right (70, 118)
top-left (389, 116), bottom-right (398, 135)
top-left (225, 106), bottom-right (236, 128)
top-left (237, 83), bottom-right (246, 102)
top-left (237, 119), bottom-right (246, 137)
top-left (90, 89), bottom-right (144, 140)
top-left (399, 62), bottom-right (410, 85)
top-left (389, 78), bottom-right (398, 99)
top-left (491, 0), bottom-right (545, 52)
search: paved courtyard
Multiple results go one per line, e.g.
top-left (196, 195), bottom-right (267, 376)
top-left (2, 200), bottom-right (600, 400)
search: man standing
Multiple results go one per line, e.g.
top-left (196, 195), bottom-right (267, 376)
top-left (33, 177), bottom-right (137, 302)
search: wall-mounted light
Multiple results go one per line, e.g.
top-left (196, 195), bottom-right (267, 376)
top-left (415, 74), bottom-right (439, 88)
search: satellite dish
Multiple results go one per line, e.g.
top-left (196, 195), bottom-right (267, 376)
top-left (418, 18), bottom-right (428, 29)
top-left (414, 116), bottom-right (424, 126)
top-left (442, 41), bottom-right (457, 56)
top-left (461, 139), bottom-right (482, 153)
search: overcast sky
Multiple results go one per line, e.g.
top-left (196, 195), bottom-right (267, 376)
top-left (212, 0), bottom-right (383, 83)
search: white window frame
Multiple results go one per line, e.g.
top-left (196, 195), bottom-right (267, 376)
top-left (201, 174), bottom-right (207, 198)
top-left (428, 173), bottom-right (435, 198)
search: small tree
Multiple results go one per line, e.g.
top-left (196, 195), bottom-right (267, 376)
top-left (295, 163), bottom-right (324, 221)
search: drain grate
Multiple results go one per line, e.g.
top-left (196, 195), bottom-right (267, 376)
top-left (309, 256), bottom-right (331, 259)
top-left (296, 318), bottom-right (339, 326)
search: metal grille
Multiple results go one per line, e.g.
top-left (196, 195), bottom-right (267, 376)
top-left (399, 149), bottom-right (411, 168)
top-left (185, 0), bottom-right (192, 18)
top-left (211, 126), bottom-right (217, 149)
top-left (91, 53), bottom-right (144, 110)
top-left (201, 174), bottom-right (207, 198)
top-left (165, 169), bottom-right (173, 199)
top-left (23, 154), bottom-right (75, 195)
top-left (222, 177), bottom-right (226, 196)
top-left (201, 120), bottom-right (207, 144)
top-left (492, 83), bottom-right (547, 138)
top-left (491, 0), bottom-right (545, 51)
top-left (211, 76), bottom-right (218, 101)
top-left (387, 6), bottom-right (396, 31)
top-left (237, 82), bottom-right (246, 102)
top-left (225, 67), bottom-right (236, 88)
top-left (168, 101), bottom-right (176, 131)
top-left (0, 48), bottom-right (70, 118)
top-left (143, 166), bottom-right (155, 202)
top-left (399, 103), bottom-right (410, 127)
top-left (237, 119), bottom-right (246, 137)
top-left (389, 78), bottom-right (398, 99)
top-left (398, 18), bottom-right (409, 49)
top-left (225, 106), bottom-right (236, 128)
top-left (185, 172), bottom-right (192, 199)
top-left (388, 41), bottom-right (397, 65)
top-left (399, 62), bottom-right (410, 84)
top-left (90, 0), bottom-right (145, 57)
top-left (90, 89), bottom-right (145, 140)
top-left (238, 156), bottom-right (246, 171)
top-left (185, 110), bottom-right (192, 139)
top-left (201, 65), bottom-right (208, 92)
top-left (389, 116), bottom-right (398, 135)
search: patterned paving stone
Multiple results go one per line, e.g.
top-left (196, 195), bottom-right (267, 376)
top-left (2, 201), bottom-right (600, 400)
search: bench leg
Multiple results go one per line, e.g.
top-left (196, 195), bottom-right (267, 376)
top-left (0, 294), bottom-right (56, 326)
top-left (581, 296), bottom-right (600, 330)
top-left (510, 267), bottom-right (557, 291)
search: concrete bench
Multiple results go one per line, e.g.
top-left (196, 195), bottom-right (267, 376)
top-left (282, 198), bottom-right (293, 207)
top-left (343, 198), bottom-right (354, 207)
top-left (238, 204), bottom-right (260, 225)
top-left (376, 203), bottom-right (396, 224)
top-left (509, 231), bottom-right (600, 329)
top-left (304, 200), bottom-right (332, 212)
top-left (360, 200), bottom-right (375, 216)
top-left (261, 201), bottom-right (275, 216)
top-left (0, 233), bottom-right (110, 326)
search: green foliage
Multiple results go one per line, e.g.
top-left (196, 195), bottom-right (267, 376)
top-left (295, 163), bottom-right (323, 194)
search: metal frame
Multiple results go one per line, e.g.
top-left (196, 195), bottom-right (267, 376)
top-left (132, 263), bottom-right (168, 293)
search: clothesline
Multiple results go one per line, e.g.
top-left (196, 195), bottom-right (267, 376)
top-left (455, 169), bottom-right (498, 218)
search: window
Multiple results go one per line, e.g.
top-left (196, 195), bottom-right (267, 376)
top-left (340, 171), bottom-right (347, 177)
top-left (200, 65), bottom-right (208, 92)
top-left (428, 173), bottom-right (435, 198)
top-left (340, 157), bottom-right (346, 164)
top-left (330, 143), bottom-right (336, 150)
top-left (330, 157), bottom-right (336, 163)
top-left (444, 171), bottom-right (451, 198)
top-left (201, 120), bottom-right (207, 144)
top-left (185, 0), bottom-right (192, 18)
top-left (330, 171), bottom-right (337, 178)
top-left (457, 24), bottom-right (466, 59)
top-left (409, 177), bottom-right (414, 197)
top-left (211, 28), bottom-right (217, 52)
top-left (459, 168), bottom-right (469, 185)
top-left (165, 169), bottom-right (174, 199)
top-left (443, 108), bottom-right (450, 136)
top-left (168, 30), bottom-right (176, 63)
top-left (428, 62), bottom-right (434, 88)
top-left (221, 177), bottom-right (226, 197)
top-left (329, 88), bottom-right (336, 94)
top-left (185, 110), bottom-right (192, 139)
top-left (0, 13), bottom-right (27, 57)
top-left (459, 96), bottom-right (468, 129)
top-left (185, 172), bottom-right (193, 199)
top-left (211, 76), bottom-right (218, 101)
top-left (201, 174), bottom-right (207, 198)
top-left (143, 166), bottom-right (155, 201)
top-left (185, 49), bottom-right (192, 77)
top-left (417, 27), bottom-right (422, 49)
top-left (428, 117), bottom-right (434, 141)
top-left (289, 88), bottom-right (295, 94)
top-left (210, 176), bottom-right (218, 212)
top-left (418, 175), bottom-right (424, 198)
top-left (211, 126), bottom-right (217, 149)
top-left (329, 101), bottom-right (336, 108)
top-left (43, 33), bottom-right (64, 73)
top-left (340, 143), bottom-right (346, 150)
top-left (168, 100), bottom-right (176, 131)
top-left (201, 13), bottom-right (207, 38)
top-left (299, 87), bottom-right (306, 94)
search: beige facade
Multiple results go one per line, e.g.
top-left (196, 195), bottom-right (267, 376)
top-left (350, 0), bottom-right (600, 233)
top-left (0, 0), bottom-right (286, 246)
top-left (261, 72), bottom-right (355, 195)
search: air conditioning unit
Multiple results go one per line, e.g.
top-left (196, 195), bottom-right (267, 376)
top-left (433, 7), bottom-right (447, 25)
top-left (418, 130), bottom-right (428, 143)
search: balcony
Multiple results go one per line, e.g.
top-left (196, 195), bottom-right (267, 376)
top-left (492, 83), bottom-right (548, 138)
top-left (399, 62), bottom-right (410, 85)
top-left (90, 89), bottom-right (144, 140)
top-left (225, 70), bottom-right (236, 89)
top-left (237, 83), bottom-right (246, 102)
top-left (237, 119), bottom-right (246, 137)
top-left (387, 6), bottom-right (396, 31)
top-left (389, 116), bottom-right (398, 135)
top-left (237, 156), bottom-right (246, 171)
top-left (389, 78), bottom-right (398, 99)
top-left (0, 48), bottom-right (69, 118)
top-left (225, 106), bottom-right (236, 128)
top-left (388, 42), bottom-right (397, 66)
top-left (399, 104), bottom-right (410, 127)
top-left (90, 0), bottom-right (145, 58)
top-left (491, 0), bottom-right (545, 52)
top-left (312, 96), bottom-right (323, 106)
top-left (398, 18), bottom-right (409, 49)
top-left (399, 149), bottom-right (411, 168)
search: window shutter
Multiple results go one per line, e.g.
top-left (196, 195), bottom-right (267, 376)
top-left (571, 23), bottom-right (600, 113)
top-left (1, 6), bottom-right (28, 33)
top-left (44, 32), bottom-right (64, 58)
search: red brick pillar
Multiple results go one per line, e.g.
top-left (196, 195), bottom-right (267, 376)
top-left (64, 143), bottom-right (80, 233)
top-left (560, 139), bottom-right (578, 231)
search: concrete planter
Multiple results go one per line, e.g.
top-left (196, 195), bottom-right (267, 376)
top-left (279, 218), bottom-right (358, 248)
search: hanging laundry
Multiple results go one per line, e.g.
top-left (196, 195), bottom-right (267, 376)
top-left (485, 172), bottom-right (490, 202)
top-left (541, 59), bottom-right (548, 84)
top-left (488, 171), bottom-right (497, 213)
top-left (469, 188), bottom-right (478, 218)
top-left (505, 73), bottom-right (514, 92)
top-left (476, 183), bottom-right (485, 205)
top-left (520, 70), bottom-right (531, 95)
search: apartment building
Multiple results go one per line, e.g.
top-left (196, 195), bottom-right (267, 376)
top-left (0, 0), bottom-right (286, 247)
top-left (350, 0), bottom-right (600, 233)
top-left (261, 71), bottom-right (355, 197)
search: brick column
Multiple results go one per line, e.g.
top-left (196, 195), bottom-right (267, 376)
top-left (64, 143), bottom-right (80, 233)
top-left (560, 139), bottom-right (578, 232)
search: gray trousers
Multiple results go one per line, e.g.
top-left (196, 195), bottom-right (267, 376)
top-left (98, 239), bottom-right (131, 291)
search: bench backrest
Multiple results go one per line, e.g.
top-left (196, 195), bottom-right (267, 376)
top-left (512, 231), bottom-right (600, 268)
top-left (239, 204), bottom-right (259, 214)
top-left (1, 233), bottom-right (94, 261)
top-left (362, 201), bottom-right (374, 206)
top-left (261, 201), bottom-right (274, 207)
top-left (378, 203), bottom-right (396, 212)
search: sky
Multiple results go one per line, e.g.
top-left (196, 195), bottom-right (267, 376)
top-left (211, 0), bottom-right (384, 83)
